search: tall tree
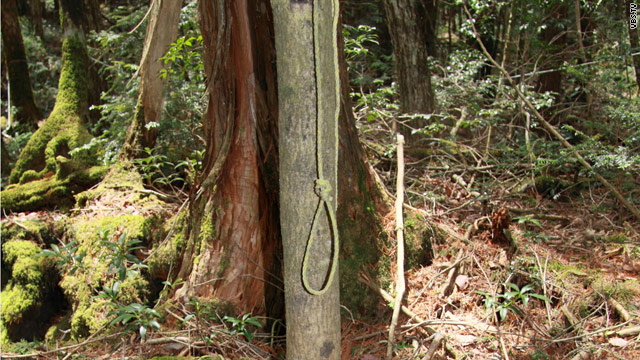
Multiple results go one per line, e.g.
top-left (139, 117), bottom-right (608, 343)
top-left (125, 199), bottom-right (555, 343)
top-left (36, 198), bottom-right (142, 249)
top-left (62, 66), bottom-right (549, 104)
top-left (120, 0), bottom-right (182, 160)
top-left (9, 0), bottom-right (95, 184)
top-left (273, 0), bottom-right (341, 358)
top-left (1, 0), bottom-right (43, 130)
top-left (383, 0), bottom-right (436, 143)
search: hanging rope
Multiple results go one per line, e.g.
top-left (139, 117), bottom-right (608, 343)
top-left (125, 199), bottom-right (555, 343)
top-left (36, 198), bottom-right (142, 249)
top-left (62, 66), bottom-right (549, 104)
top-left (301, 0), bottom-right (341, 296)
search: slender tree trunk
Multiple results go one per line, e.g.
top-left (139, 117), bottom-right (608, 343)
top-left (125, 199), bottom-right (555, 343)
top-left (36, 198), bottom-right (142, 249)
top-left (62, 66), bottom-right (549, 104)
top-left (1, 0), bottom-right (43, 130)
top-left (536, 4), bottom-right (567, 97)
top-left (422, 0), bottom-right (439, 59)
top-left (120, 0), bottom-right (182, 160)
top-left (30, 0), bottom-right (46, 40)
top-left (383, 0), bottom-right (435, 144)
top-left (628, 2), bottom-right (640, 91)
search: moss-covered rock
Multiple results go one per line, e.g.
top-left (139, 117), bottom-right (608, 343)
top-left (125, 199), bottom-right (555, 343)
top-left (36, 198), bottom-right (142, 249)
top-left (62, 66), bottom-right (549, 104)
top-left (9, 32), bottom-right (97, 184)
top-left (1, 165), bottom-right (108, 213)
top-left (0, 240), bottom-right (63, 345)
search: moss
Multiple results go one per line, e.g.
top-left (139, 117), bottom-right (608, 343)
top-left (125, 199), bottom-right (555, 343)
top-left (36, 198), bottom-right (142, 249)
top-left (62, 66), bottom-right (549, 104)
top-left (9, 33), bottom-right (95, 184)
top-left (70, 299), bottom-right (110, 338)
top-left (148, 211), bottom-right (187, 280)
top-left (45, 311), bottom-right (72, 344)
top-left (19, 170), bottom-right (41, 184)
top-left (1, 240), bottom-right (59, 345)
top-left (338, 165), bottom-right (385, 318)
top-left (593, 279), bottom-right (640, 305)
top-left (1, 166), bottom-right (108, 213)
top-left (403, 212), bottom-right (438, 270)
top-left (604, 233), bottom-right (629, 244)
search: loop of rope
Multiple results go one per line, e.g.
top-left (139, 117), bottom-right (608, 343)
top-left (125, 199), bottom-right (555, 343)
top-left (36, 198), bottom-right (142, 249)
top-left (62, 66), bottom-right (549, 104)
top-left (301, 0), bottom-right (340, 296)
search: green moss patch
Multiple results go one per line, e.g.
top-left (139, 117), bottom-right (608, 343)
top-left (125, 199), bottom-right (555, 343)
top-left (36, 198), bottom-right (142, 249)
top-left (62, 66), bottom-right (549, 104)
top-left (1, 166), bottom-right (108, 213)
top-left (1, 240), bottom-right (64, 345)
top-left (404, 211), bottom-right (438, 270)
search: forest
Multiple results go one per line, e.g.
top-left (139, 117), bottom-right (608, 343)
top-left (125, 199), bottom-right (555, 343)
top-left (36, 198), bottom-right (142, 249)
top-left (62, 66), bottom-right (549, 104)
top-left (1, 0), bottom-right (639, 359)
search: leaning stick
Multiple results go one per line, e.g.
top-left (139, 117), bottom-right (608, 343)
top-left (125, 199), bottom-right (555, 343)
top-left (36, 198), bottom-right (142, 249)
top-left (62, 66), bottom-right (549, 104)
top-left (387, 133), bottom-right (406, 359)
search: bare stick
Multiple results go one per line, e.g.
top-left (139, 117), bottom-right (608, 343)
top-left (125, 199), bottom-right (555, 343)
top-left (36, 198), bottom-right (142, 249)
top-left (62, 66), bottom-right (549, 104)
top-left (387, 133), bottom-right (407, 359)
top-left (463, 4), bottom-right (640, 222)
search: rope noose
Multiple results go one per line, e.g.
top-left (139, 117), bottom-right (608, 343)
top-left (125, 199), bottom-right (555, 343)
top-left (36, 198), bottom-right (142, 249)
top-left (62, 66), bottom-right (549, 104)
top-left (301, 0), bottom-right (341, 296)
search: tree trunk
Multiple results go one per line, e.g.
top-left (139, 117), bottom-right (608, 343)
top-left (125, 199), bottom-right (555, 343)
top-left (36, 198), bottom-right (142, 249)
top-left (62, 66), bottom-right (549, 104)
top-left (272, 1), bottom-right (341, 358)
top-left (30, 0), bottom-right (46, 40)
top-left (628, 2), bottom-right (640, 91)
top-left (422, 0), bottom-right (439, 59)
top-left (1, 0), bottom-right (43, 130)
top-left (173, 0), bottom-right (282, 318)
top-left (120, 0), bottom-right (182, 160)
top-left (383, 0), bottom-right (435, 144)
top-left (536, 4), bottom-right (567, 97)
top-left (171, 0), bottom-right (386, 346)
top-left (9, 0), bottom-right (94, 184)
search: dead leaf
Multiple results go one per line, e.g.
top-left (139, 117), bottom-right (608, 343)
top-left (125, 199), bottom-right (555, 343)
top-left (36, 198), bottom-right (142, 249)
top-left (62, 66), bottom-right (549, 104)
top-left (608, 337), bottom-right (628, 347)
top-left (453, 334), bottom-right (476, 346)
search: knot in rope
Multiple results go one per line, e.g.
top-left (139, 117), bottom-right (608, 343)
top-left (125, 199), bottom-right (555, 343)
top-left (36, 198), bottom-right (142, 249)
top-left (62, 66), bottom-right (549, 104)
top-left (314, 179), bottom-right (332, 202)
top-left (301, 0), bottom-right (340, 297)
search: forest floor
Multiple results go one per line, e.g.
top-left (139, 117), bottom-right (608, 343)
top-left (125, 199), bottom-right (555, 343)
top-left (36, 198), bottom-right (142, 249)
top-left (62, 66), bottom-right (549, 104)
top-left (3, 143), bottom-right (638, 360)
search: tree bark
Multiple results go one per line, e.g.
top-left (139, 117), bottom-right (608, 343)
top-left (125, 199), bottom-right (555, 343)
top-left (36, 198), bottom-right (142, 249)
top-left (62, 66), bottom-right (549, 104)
top-left (383, 0), bottom-right (435, 144)
top-left (1, 0), bottom-right (43, 130)
top-left (120, 0), bottom-right (182, 160)
top-left (171, 0), bottom-right (386, 347)
top-left (272, 1), bottom-right (341, 359)
top-left (173, 0), bottom-right (282, 318)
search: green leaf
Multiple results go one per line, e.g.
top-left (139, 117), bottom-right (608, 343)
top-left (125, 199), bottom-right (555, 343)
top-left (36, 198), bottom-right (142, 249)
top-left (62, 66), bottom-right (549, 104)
top-left (499, 307), bottom-right (508, 320)
top-left (139, 325), bottom-right (147, 340)
top-left (245, 318), bottom-right (263, 328)
top-left (529, 293), bottom-right (551, 303)
top-left (111, 313), bottom-right (134, 326)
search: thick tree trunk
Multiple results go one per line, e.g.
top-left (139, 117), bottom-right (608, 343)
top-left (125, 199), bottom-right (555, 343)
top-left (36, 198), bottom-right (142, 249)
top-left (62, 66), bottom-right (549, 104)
top-left (383, 0), bottom-right (435, 144)
top-left (120, 0), bottom-right (182, 160)
top-left (173, 0), bottom-right (281, 317)
top-left (272, 1), bottom-right (341, 359)
top-left (172, 0), bottom-right (385, 346)
top-left (1, 0), bottom-right (43, 130)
